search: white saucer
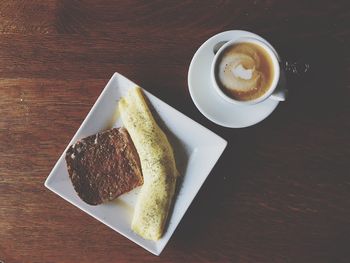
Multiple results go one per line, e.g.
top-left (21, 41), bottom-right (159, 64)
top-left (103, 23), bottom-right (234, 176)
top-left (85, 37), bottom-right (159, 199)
top-left (188, 30), bottom-right (284, 128)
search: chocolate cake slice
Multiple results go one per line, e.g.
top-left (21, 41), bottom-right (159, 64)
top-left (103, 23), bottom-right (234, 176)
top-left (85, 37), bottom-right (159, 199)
top-left (65, 127), bottom-right (143, 205)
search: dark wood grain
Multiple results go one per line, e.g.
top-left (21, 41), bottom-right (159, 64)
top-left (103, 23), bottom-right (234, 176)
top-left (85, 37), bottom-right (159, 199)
top-left (1, 1), bottom-right (350, 262)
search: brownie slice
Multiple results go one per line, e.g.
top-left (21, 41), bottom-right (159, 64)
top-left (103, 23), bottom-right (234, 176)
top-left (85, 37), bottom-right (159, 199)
top-left (65, 128), bottom-right (143, 205)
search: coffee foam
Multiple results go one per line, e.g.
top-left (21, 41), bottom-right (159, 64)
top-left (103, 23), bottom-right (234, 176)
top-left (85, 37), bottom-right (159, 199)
top-left (217, 48), bottom-right (264, 92)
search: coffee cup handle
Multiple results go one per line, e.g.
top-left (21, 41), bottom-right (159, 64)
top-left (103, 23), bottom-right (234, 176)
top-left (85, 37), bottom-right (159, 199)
top-left (269, 70), bottom-right (287, 101)
top-left (270, 88), bottom-right (287, 101)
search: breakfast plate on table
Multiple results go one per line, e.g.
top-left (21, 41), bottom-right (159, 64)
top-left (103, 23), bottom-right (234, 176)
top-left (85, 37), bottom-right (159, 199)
top-left (44, 72), bottom-right (227, 255)
top-left (188, 30), bottom-right (286, 128)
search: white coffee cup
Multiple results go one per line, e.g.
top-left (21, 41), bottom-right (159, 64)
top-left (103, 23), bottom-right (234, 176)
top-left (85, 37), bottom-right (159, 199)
top-left (211, 37), bottom-right (285, 105)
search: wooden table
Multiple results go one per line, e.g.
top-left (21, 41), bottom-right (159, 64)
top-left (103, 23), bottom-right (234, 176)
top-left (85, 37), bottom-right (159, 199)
top-left (1, 1), bottom-right (349, 262)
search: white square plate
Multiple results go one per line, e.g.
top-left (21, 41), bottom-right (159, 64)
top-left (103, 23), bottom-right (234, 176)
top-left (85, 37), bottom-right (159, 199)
top-left (44, 73), bottom-right (227, 255)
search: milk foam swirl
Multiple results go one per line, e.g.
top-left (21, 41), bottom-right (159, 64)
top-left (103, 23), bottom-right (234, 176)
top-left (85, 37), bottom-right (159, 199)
top-left (217, 45), bottom-right (265, 92)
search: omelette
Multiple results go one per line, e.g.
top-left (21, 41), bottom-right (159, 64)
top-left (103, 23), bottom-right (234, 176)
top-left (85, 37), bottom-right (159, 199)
top-left (119, 87), bottom-right (179, 240)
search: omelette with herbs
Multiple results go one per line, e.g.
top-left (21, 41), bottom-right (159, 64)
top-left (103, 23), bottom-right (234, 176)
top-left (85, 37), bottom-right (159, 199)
top-left (119, 87), bottom-right (179, 240)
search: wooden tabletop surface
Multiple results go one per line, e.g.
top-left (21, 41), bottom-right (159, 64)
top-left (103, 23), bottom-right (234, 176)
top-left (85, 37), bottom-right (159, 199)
top-left (1, 1), bottom-right (350, 262)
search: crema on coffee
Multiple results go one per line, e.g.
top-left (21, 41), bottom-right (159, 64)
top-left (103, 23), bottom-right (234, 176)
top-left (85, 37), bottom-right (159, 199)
top-left (215, 42), bottom-right (274, 101)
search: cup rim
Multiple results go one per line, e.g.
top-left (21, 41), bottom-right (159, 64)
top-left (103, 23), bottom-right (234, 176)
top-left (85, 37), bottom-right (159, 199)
top-left (211, 37), bottom-right (280, 105)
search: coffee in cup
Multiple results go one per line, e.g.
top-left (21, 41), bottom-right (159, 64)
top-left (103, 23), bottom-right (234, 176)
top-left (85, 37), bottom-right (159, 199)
top-left (211, 37), bottom-right (281, 105)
